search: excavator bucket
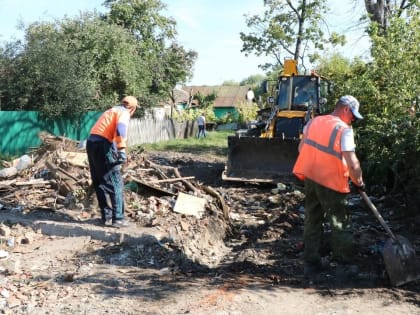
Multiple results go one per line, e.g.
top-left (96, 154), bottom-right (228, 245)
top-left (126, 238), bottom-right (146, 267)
top-left (222, 136), bottom-right (299, 183)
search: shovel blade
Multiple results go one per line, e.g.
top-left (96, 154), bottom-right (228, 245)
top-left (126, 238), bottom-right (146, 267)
top-left (383, 235), bottom-right (420, 286)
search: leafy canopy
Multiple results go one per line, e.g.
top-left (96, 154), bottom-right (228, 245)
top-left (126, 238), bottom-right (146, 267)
top-left (0, 0), bottom-right (197, 118)
top-left (240, 0), bottom-right (345, 71)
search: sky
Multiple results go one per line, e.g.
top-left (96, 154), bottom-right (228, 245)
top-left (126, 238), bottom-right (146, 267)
top-left (0, 0), bottom-right (369, 86)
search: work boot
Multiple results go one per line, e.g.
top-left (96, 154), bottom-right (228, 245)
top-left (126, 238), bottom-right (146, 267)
top-left (112, 219), bottom-right (131, 228)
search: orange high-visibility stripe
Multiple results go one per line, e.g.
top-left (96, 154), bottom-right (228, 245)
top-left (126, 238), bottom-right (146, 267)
top-left (90, 106), bottom-right (130, 149)
top-left (293, 115), bottom-right (350, 193)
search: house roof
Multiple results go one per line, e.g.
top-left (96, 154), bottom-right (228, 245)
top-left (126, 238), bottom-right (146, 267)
top-left (171, 87), bottom-right (190, 104)
top-left (182, 85), bottom-right (252, 108)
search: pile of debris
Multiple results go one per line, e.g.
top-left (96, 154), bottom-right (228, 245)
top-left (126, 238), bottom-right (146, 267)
top-left (0, 133), bottom-right (230, 267)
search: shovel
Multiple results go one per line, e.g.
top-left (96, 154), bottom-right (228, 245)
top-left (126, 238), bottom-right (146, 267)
top-left (359, 190), bottom-right (420, 286)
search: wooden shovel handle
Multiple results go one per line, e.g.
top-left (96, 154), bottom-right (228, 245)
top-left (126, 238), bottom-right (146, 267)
top-left (359, 190), bottom-right (398, 241)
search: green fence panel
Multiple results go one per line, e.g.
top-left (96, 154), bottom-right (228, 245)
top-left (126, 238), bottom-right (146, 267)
top-left (0, 111), bottom-right (102, 156)
top-left (213, 107), bottom-right (238, 120)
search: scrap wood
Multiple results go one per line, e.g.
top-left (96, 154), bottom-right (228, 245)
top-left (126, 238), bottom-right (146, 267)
top-left (0, 186), bottom-right (19, 198)
top-left (128, 175), bottom-right (175, 196)
top-left (173, 167), bottom-right (202, 196)
top-left (58, 182), bottom-right (75, 197)
top-left (57, 151), bottom-right (88, 168)
top-left (14, 179), bottom-right (54, 186)
top-left (144, 158), bottom-right (202, 195)
top-left (1, 160), bottom-right (11, 168)
top-left (144, 159), bottom-right (169, 179)
top-left (201, 185), bottom-right (229, 222)
top-left (149, 176), bottom-right (195, 184)
top-left (38, 133), bottom-right (81, 152)
top-left (0, 179), bottom-right (17, 187)
top-left (45, 161), bottom-right (80, 183)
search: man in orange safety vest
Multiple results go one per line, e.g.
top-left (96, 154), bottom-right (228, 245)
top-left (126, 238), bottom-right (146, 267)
top-left (86, 96), bottom-right (139, 228)
top-left (293, 95), bottom-right (365, 277)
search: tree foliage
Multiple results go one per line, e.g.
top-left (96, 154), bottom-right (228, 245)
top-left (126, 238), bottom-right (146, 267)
top-left (221, 80), bottom-right (240, 86)
top-left (240, 74), bottom-right (266, 86)
top-left (0, 0), bottom-right (197, 118)
top-left (102, 0), bottom-right (197, 100)
top-left (358, 5), bottom-right (419, 210)
top-left (317, 4), bottom-right (419, 211)
top-left (240, 0), bottom-right (345, 71)
top-left (236, 101), bottom-right (260, 124)
top-left (192, 92), bottom-right (217, 110)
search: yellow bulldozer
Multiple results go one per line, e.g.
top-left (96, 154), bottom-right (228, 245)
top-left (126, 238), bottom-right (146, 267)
top-left (222, 59), bottom-right (331, 183)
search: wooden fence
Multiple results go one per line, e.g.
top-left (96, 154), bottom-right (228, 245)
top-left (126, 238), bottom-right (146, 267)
top-left (128, 117), bottom-right (198, 146)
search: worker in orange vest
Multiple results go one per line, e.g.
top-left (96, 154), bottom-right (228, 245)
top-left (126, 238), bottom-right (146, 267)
top-left (293, 95), bottom-right (365, 277)
top-left (86, 96), bottom-right (139, 228)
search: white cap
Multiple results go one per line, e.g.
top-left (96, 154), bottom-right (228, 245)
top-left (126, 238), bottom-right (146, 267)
top-left (339, 95), bottom-right (363, 119)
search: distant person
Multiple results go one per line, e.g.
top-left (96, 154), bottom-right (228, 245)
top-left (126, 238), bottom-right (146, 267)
top-left (246, 88), bottom-right (255, 103)
top-left (86, 96), bottom-right (139, 228)
top-left (197, 113), bottom-right (206, 138)
top-left (293, 95), bottom-right (365, 277)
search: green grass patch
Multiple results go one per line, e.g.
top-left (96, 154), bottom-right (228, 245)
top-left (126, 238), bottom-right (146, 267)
top-left (138, 130), bottom-right (235, 157)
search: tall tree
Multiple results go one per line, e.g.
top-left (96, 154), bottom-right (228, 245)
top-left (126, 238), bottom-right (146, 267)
top-left (0, 0), bottom-right (197, 117)
top-left (364, 0), bottom-right (417, 34)
top-left (0, 14), bottom-right (141, 117)
top-left (102, 0), bottom-right (197, 102)
top-left (240, 0), bottom-right (345, 71)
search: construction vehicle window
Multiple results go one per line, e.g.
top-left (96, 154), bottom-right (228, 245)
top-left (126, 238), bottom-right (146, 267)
top-left (292, 77), bottom-right (317, 107)
top-left (277, 78), bottom-right (290, 110)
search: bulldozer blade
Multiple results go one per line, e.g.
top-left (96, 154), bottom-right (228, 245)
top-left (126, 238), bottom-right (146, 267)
top-left (383, 235), bottom-right (420, 286)
top-left (223, 136), bottom-right (299, 183)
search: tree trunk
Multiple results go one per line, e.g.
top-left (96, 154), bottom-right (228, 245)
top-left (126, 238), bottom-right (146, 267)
top-left (364, 0), bottom-right (388, 32)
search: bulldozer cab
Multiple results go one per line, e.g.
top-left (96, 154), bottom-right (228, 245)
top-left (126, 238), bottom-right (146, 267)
top-left (260, 75), bottom-right (326, 140)
top-left (223, 66), bottom-right (331, 183)
top-left (275, 75), bottom-right (326, 113)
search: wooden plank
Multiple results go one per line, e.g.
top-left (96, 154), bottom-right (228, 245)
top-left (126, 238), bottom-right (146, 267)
top-left (149, 176), bottom-right (195, 184)
top-left (14, 179), bottom-right (54, 186)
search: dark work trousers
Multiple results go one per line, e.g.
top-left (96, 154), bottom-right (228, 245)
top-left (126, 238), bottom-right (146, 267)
top-left (303, 178), bottom-right (354, 265)
top-left (197, 125), bottom-right (206, 138)
top-left (86, 137), bottom-right (124, 222)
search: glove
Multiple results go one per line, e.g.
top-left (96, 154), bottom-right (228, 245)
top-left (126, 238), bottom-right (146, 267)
top-left (116, 150), bottom-right (127, 164)
top-left (352, 182), bottom-right (366, 192)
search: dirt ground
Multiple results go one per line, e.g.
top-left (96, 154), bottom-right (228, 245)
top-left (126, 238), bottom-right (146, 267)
top-left (1, 149), bottom-right (419, 314)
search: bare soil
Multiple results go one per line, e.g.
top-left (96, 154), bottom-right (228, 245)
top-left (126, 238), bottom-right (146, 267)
top-left (1, 149), bottom-right (419, 314)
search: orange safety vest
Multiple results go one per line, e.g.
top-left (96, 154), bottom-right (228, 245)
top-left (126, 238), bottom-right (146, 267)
top-left (90, 106), bottom-right (131, 149)
top-left (292, 115), bottom-right (350, 193)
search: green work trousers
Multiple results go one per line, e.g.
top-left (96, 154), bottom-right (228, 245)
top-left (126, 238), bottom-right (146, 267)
top-left (303, 179), bottom-right (354, 265)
